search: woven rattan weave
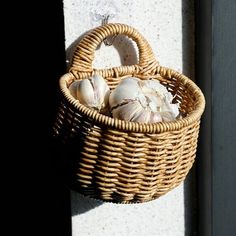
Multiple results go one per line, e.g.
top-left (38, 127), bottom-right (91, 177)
top-left (53, 23), bottom-right (205, 203)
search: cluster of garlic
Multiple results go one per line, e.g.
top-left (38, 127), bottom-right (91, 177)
top-left (69, 75), bottom-right (110, 113)
top-left (69, 75), bottom-right (180, 123)
top-left (109, 77), bottom-right (179, 122)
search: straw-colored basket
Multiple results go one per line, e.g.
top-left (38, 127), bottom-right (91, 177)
top-left (53, 23), bottom-right (205, 203)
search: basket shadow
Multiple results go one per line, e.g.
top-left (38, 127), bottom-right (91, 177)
top-left (182, 1), bottom-right (197, 235)
top-left (65, 29), bottom-right (138, 216)
top-left (66, 31), bottom-right (138, 71)
top-left (70, 191), bottom-right (103, 216)
top-left (111, 34), bottom-right (138, 66)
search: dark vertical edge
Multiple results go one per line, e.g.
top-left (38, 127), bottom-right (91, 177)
top-left (195, 1), bottom-right (212, 236)
top-left (182, 1), bottom-right (198, 236)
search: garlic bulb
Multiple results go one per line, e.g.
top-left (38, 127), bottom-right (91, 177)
top-left (69, 74), bottom-right (110, 113)
top-left (109, 77), bottom-right (179, 123)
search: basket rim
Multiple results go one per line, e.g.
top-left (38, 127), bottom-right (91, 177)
top-left (59, 66), bottom-right (205, 133)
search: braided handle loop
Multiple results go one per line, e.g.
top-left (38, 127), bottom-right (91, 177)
top-left (69, 23), bottom-right (159, 76)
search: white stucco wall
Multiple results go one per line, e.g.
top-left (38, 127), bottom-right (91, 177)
top-left (63, 1), bottom-right (195, 235)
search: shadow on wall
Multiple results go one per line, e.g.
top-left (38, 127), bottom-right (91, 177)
top-left (66, 30), bottom-right (138, 215)
top-left (182, 1), bottom-right (197, 236)
top-left (71, 191), bottom-right (103, 216)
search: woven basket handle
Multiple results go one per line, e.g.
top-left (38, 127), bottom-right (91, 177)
top-left (69, 23), bottom-right (159, 76)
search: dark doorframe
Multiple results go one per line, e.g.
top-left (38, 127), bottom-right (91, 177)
top-left (7, 0), bottom-right (72, 235)
top-left (196, 1), bottom-right (236, 235)
top-left (195, 1), bottom-right (212, 235)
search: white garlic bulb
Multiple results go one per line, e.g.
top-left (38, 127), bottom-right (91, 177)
top-left (109, 77), bottom-right (179, 123)
top-left (69, 74), bottom-right (110, 113)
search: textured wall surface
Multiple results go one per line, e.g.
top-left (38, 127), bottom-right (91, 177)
top-left (63, 1), bottom-right (195, 235)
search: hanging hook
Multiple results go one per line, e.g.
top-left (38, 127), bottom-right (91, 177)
top-left (101, 15), bottom-right (117, 46)
top-left (101, 14), bottom-right (109, 26)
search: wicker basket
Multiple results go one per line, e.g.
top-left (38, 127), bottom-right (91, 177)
top-left (53, 23), bottom-right (205, 203)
